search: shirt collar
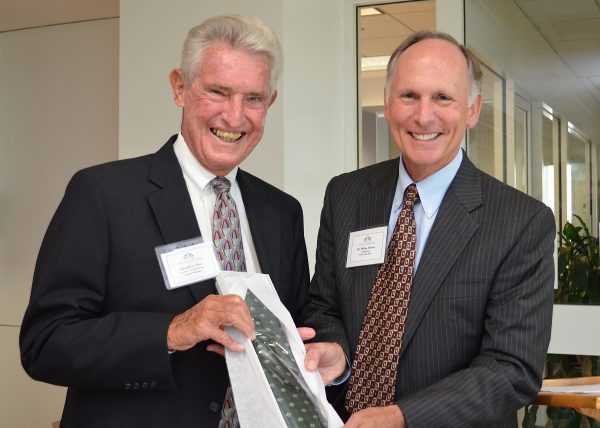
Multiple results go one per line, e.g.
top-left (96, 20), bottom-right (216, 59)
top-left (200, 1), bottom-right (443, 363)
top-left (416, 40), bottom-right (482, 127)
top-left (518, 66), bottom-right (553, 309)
top-left (397, 149), bottom-right (462, 218)
top-left (173, 133), bottom-right (238, 192)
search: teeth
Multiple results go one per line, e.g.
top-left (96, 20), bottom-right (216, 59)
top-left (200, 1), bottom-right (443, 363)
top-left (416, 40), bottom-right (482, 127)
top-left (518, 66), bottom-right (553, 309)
top-left (412, 132), bottom-right (439, 141)
top-left (211, 128), bottom-right (243, 142)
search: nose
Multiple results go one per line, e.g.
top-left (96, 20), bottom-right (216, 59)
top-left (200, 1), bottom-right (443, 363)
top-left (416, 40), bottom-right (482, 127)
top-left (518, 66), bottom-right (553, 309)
top-left (221, 96), bottom-right (244, 127)
top-left (414, 99), bottom-right (435, 127)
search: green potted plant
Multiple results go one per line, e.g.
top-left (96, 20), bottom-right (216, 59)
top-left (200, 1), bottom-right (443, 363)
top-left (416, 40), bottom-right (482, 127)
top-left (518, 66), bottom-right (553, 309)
top-left (556, 214), bottom-right (600, 304)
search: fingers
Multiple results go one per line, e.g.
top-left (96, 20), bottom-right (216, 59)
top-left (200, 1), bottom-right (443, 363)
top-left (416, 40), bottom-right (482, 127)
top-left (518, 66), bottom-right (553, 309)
top-left (206, 343), bottom-right (225, 357)
top-left (167, 294), bottom-right (255, 352)
top-left (304, 341), bottom-right (347, 385)
top-left (207, 324), bottom-right (246, 352)
top-left (297, 326), bottom-right (316, 342)
top-left (304, 343), bottom-right (322, 371)
top-left (345, 405), bottom-right (405, 428)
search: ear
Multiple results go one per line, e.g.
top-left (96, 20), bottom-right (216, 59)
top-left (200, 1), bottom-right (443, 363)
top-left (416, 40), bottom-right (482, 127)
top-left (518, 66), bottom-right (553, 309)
top-left (169, 68), bottom-right (186, 107)
top-left (466, 93), bottom-right (483, 129)
top-left (383, 88), bottom-right (390, 122)
top-left (268, 90), bottom-right (278, 108)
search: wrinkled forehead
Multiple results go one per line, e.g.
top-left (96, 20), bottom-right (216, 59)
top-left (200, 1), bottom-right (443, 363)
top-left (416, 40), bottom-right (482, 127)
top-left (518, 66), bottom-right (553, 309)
top-left (196, 42), bottom-right (273, 89)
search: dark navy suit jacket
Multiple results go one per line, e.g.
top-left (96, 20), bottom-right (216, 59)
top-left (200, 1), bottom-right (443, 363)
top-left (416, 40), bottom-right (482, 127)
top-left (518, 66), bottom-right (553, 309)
top-left (20, 135), bottom-right (310, 427)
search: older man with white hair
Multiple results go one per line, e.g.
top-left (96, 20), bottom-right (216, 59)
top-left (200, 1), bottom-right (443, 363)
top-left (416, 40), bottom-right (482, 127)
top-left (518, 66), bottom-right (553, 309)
top-left (21, 15), bottom-right (310, 428)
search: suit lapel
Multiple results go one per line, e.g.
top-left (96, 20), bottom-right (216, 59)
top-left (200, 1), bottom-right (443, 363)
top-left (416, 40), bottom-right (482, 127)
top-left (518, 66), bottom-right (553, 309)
top-left (351, 160), bottom-right (399, 331)
top-left (147, 137), bottom-right (211, 303)
top-left (237, 170), bottom-right (281, 285)
top-left (400, 154), bottom-right (483, 356)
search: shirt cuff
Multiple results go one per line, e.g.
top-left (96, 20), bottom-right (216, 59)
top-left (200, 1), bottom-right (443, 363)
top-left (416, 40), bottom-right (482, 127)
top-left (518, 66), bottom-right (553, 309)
top-left (329, 353), bottom-right (351, 386)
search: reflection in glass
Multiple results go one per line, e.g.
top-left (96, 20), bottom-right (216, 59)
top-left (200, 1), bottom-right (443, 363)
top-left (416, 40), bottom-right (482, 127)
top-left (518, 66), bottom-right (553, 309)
top-left (467, 63), bottom-right (504, 181)
top-left (358, 1), bottom-right (436, 168)
top-left (541, 109), bottom-right (560, 229)
top-left (566, 125), bottom-right (592, 228)
top-left (513, 100), bottom-right (528, 193)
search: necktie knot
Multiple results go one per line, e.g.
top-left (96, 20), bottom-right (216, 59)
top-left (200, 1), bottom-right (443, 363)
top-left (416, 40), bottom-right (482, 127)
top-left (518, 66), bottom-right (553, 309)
top-left (403, 183), bottom-right (419, 209)
top-left (211, 176), bottom-right (231, 195)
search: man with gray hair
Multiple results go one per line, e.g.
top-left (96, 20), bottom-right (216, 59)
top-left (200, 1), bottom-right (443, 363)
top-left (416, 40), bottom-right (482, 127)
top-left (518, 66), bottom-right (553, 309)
top-left (20, 15), bottom-right (309, 427)
top-left (302, 31), bottom-right (555, 427)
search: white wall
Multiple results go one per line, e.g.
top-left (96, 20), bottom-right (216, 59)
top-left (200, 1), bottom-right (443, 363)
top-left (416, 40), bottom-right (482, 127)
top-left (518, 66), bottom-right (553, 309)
top-left (119, 0), bottom-right (285, 188)
top-left (120, 0), bottom-right (352, 271)
top-left (0, 18), bottom-right (119, 426)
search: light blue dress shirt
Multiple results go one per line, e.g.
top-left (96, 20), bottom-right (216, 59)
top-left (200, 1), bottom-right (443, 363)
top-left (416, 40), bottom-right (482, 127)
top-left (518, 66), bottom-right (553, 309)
top-left (387, 150), bottom-right (463, 273)
top-left (333, 150), bottom-right (464, 386)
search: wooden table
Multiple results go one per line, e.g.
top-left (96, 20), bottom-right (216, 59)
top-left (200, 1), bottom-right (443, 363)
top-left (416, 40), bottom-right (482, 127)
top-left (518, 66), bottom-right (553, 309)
top-left (533, 376), bottom-right (600, 421)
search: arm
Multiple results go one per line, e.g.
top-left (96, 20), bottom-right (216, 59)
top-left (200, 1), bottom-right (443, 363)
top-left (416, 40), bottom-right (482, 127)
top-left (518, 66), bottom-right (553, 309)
top-left (19, 171), bottom-right (176, 390)
top-left (341, 204), bottom-right (555, 428)
top-left (288, 198), bottom-right (311, 324)
top-left (301, 179), bottom-right (351, 357)
top-left (19, 170), bottom-right (254, 390)
top-left (396, 205), bottom-right (556, 427)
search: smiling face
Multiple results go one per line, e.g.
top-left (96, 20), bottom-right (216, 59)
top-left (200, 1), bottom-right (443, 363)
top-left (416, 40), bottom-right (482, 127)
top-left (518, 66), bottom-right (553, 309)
top-left (169, 41), bottom-right (276, 176)
top-left (384, 38), bottom-right (482, 181)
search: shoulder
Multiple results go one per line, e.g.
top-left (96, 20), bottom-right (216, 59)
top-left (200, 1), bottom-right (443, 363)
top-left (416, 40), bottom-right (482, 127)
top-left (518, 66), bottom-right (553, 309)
top-left (237, 169), bottom-right (302, 213)
top-left (67, 153), bottom-right (156, 197)
top-left (466, 163), bottom-right (554, 228)
top-left (482, 170), bottom-right (548, 212)
top-left (331, 158), bottom-right (397, 185)
top-left (77, 153), bottom-right (154, 180)
top-left (324, 158), bottom-right (398, 201)
top-left (328, 158), bottom-right (397, 189)
top-left (71, 137), bottom-right (177, 188)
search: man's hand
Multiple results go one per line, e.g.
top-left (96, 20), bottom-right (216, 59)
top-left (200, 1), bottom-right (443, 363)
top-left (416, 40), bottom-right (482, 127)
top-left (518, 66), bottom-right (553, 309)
top-left (345, 405), bottom-right (406, 428)
top-left (299, 328), bottom-right (346, 385)
top-left (167, 294), bottom-right (255, 352)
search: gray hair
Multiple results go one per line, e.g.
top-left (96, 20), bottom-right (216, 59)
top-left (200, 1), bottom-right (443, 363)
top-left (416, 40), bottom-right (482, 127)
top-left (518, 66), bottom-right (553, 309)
top-left (180, 15), bottom-right (282, 92)
top-left (385, 30), bottom-right (483, 105)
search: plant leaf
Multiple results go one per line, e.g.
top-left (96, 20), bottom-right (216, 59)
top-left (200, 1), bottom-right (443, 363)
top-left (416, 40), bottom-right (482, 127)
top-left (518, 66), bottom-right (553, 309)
top-left (562, 222), bottom-right (583, 245)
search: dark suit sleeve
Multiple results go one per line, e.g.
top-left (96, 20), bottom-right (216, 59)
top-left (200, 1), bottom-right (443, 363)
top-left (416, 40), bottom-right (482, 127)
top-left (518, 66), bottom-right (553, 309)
top-left (20, 171), bottom-right (177, 391)
top-left (302, 178), bottom-right (351, 357)
top-left (288, 201), bottom-right (311, 324)
top-left (399, 205), bottom-right (555, 427)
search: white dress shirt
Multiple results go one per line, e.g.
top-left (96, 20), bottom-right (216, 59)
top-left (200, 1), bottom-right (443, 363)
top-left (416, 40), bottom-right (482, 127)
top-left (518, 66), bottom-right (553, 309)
top-left (173, 133), bottom-right (261, 273)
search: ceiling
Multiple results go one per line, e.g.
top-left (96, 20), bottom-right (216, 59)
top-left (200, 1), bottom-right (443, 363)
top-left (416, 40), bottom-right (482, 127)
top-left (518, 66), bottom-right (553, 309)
top-left (359, 0), bottom-right (600, 143)
top-left (360, 0), bottom-right (436, 57)
top-left (1, 0), bottom-right (599, 142)
top-left (0, 0), bottom-right (118, 32)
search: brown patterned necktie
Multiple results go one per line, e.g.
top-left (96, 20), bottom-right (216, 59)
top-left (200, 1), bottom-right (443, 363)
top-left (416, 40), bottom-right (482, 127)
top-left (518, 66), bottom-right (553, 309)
top-left (345, 183), bottom-right (420, 414)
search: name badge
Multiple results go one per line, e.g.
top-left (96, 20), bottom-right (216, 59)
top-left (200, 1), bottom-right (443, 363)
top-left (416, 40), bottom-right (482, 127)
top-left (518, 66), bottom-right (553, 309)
top-left (346, 226), bottom-right (387, 268)
top-left (155, 237), bottom-right (220, 290)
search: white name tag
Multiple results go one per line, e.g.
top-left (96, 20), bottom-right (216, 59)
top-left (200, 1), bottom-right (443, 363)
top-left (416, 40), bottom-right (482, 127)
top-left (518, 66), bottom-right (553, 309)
top-left (346, 226), bottom-right (387, 268)
top-left (155, 237), bottom-right (220, 290)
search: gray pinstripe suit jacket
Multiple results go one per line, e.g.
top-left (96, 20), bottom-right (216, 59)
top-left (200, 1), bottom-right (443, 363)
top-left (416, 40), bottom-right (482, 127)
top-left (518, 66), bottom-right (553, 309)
top-left (303, 152), bottom-right (555, 427)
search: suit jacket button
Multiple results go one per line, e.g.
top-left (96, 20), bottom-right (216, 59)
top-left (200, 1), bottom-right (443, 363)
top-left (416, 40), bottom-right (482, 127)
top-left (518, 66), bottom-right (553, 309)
top-left (133, 382), bottom-right (140, 390)
top-left (150, 381), bottom-right (157, 388)
top-left (208, 401), bottom-right (220, 413)
top-left (125, 383), bottom-right (132, 390)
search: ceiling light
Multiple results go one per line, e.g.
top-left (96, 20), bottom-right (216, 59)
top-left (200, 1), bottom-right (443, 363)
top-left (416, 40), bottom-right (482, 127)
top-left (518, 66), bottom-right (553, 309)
top-left (361, 55), bottom-right (390, 71)
top-left (360, 7), bottom-right (383, 16)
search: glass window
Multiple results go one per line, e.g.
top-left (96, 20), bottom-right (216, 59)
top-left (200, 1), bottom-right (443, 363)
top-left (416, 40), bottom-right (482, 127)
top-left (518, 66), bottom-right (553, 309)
top-left (513, 94), bottom-right (530, 193)
top-left (540, 107), bottom-right (561, 230)
top-left (466, 63), bottom-right (505, 182)
top-left (358, 1), bottom-right (436, 168)
top-left (566, 124), bottom-right (593, 228)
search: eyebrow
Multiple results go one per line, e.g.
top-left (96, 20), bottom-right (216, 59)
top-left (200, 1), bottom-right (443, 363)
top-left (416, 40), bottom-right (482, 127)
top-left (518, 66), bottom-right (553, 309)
top-left (205, 84), bottom-right (230, 92)
top-left (205, 84), bottom-right (268, 98)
